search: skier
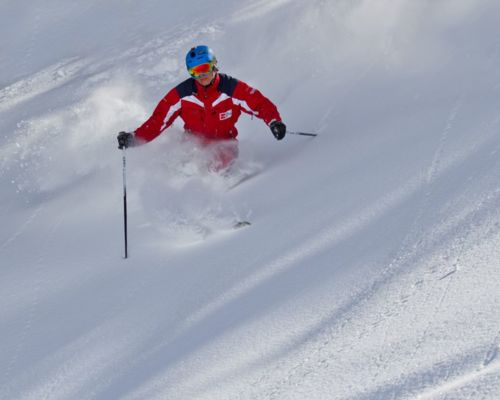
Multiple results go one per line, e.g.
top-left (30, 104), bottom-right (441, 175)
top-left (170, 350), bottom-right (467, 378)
top-left (117, 45), bottom-right (286, 170)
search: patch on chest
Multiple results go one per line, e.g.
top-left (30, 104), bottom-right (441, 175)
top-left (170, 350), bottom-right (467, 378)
top-left (219, 110), bottom-right (233, 120)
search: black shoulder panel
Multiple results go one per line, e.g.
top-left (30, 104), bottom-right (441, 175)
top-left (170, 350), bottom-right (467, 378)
top-left (176, 78), bottom-right (197, 98)
top-left (218, 73), bottom-right (239, 97)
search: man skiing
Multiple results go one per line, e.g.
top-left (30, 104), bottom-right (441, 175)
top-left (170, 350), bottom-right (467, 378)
top-left (117, 45), bottom-right (286, 170)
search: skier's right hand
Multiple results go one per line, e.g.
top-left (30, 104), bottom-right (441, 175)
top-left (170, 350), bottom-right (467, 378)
top-left (117, 131), bottom-right (135, 149)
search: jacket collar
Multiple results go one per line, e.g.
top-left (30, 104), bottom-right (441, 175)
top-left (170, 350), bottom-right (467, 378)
top-left (194, 72), bottom-right (220, 95)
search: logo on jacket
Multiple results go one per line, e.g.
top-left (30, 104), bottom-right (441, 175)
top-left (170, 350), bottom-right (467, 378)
top-left (219, 110), bottom-right (232, 120)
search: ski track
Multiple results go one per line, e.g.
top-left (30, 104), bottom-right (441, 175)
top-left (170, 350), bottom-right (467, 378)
top-left (0, 58), bottom-right (90, 113)
top-left (349, 347), bottom-right (500, 400)
top-left (0, 205), bottom-right (44, 253)
top-left (21, 5), bottom-right (41, 78)
top-left (1, 210), bottom-right (66, 388)
top-left (231, 0), bottom-right (293, 23)
top-left (231, 94), bottom-right (482, 400)
top-left (355, 94), bottom-right (495, 399)
top-left (483, 332), bottom-right (500, 368)
top-left (414, 360), bottom-right (500, 400)
top-left (375, 94), bottom-right (465, 344)
top-left (228, 191), bottom-right (422, 398)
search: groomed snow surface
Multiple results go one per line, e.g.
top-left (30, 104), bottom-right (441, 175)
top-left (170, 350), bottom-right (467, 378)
top-left (1, 1), bottom-right (500, 399)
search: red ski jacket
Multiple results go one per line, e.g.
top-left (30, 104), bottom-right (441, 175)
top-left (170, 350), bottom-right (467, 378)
top-left (134, 73), bottom-right (282, 142)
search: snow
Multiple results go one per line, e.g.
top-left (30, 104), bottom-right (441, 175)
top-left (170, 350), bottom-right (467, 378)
top-left (1, 1), bottom-right (500, 399)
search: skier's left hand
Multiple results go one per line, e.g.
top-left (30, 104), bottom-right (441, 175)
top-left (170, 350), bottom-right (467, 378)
top-left (270, 121), bottom-right (286, 141)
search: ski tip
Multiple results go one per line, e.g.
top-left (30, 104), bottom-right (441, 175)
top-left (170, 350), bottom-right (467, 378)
top-left (233, 221), bottom-right (251, 229)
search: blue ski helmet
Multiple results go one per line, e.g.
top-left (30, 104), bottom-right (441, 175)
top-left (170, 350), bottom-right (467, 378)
top-left (185, 45), bottom-right (217, 71)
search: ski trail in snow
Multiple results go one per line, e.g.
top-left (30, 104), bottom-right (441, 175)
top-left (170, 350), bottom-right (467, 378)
top-left (483, 332), bottom-right (500, 367)
top-left (15, 316), bottom-right (147, 400)
top-left (0, 57), bottom-right (90, 112)
top-left (186, 124), bottom-right (499, 398)
top-left (2, 210), bottom-right (66, 387)
top-left (231, 0), bottom-right (293, 22)
top-left (181, 177), bottom-right (422, 337)
top-left (0, 205), bottom-right (43, 253)
top-left (376, 94), bottom-right (464, 316)
top-left (179, 179), bottom-right (428, 398)
top-left (414, 361), bottom-right (500, 400)
top-left (425, 95), bottom-right (464, 187)
top-left (399, 95), bottom-right (465, 366)
top-left (19, 4), bottom-right (41, 78)
top-left (399, 94), bottom-right (464, 259)
top-left (230, 96), bottom-right (475, 400)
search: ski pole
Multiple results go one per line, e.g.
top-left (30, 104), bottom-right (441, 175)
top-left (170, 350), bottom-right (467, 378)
top-left (122, 149), bottom-right (128, 259)
top-left (287, 130), bottom-right (318, 137)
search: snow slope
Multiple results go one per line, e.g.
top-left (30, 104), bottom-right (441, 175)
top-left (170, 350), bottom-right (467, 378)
top-left (1, 1), bottom-right (500, 399)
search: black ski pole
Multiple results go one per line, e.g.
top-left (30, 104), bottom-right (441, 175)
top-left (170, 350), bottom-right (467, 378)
top-left (122, 149), bottom-right (128, 259)
top-left (287, 130), bottom-right (318, 137)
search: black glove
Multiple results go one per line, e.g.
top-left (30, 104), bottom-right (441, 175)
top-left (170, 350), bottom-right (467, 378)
top-left (117, 131), bottom-right (135, 149)
top-left (270, 121), bottom-right (286, 141)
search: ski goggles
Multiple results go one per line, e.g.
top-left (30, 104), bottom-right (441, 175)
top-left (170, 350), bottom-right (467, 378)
top-left (188, 61), bottom-right (216, 78)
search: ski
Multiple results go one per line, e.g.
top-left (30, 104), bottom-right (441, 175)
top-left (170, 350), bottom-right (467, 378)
top-left (227, 171), bottom-right (261, 190)
top-left (233, 221), bottom-right (251, 229)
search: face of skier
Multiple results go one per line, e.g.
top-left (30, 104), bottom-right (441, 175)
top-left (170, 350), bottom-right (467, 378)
top-left (195, 70), bottom-right (216, 86)
top-left (188, 60), bottom-right (217, 86)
